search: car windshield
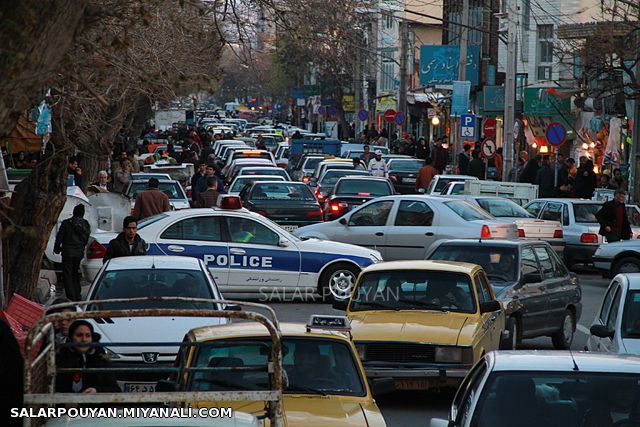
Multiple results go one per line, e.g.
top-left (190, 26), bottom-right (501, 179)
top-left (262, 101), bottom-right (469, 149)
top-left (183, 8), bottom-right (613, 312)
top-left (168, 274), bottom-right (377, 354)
top-left (334, 179), bottom-right (392, 197)
top-left (350, 270), bottom-right (475, 313)
top-left (250, 183), bottom-right (315, 201)
top-left (444, 200), bottom-right (494, 221)
top-left (231, 177), bottom-right (282, 193)
top-left (187, 337), bottom-right (366, 396)
top-left (435, 178), bottom-right (469, 192)
top-left (473, 372), bottom-right (640, 426)
top-left (573, 203), bottom-right (602, 223)
top-left (389, 159), bottom-right (424, 172)
top-left (622, 290), bottom-right (640, 338)
top-left (477, 199), bottom-right (534, 218)
top-left (127, 182), bottom-right (185, 200)
top-left (429, 245), bottom-right (518, 283)
top-left (89, 269), bottom-right (215, 310)
top-left (320, 170), bottom-right (369, 186)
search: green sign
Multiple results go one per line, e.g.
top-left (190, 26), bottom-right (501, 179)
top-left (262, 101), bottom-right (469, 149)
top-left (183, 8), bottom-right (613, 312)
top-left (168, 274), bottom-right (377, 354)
top-left (304, 85), bottom-right (320, 96)
top-left (523, 87), bottom-right (570, 116)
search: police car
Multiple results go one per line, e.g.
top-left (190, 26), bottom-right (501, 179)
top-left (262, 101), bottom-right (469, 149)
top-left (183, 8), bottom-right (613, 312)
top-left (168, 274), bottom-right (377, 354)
top-left (82, 196), bottom-right (382, 301)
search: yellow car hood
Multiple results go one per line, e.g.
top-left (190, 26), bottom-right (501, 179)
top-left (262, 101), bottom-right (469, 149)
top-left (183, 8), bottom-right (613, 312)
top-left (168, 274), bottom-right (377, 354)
top-left (349, 311), bottom-right (469, 345)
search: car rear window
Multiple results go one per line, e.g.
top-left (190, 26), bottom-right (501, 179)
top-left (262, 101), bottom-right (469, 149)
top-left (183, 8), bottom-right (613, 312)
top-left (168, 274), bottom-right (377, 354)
top-left (303, 157), bottom-right (323, 170)
top-left (477, 199), bottom-right (533, 218)
top-left (334, 179), bottom-right (392, 196)
top-left (573, 203), bottom-right (602, 223)
top-left (430, 245), bottom-right (518, 283)
top-left (389, 159), bottom-right (424, 172)
top-left (320, 170), bottom-right (369, 186)
top-left (444, 200), bottom-right (494, 221)
top-left (128, 182), bottom-right (185, 200)
top-left (231, 177), bottom-right (283, 192)
top-left (250, 183), bottom-right (316, 201)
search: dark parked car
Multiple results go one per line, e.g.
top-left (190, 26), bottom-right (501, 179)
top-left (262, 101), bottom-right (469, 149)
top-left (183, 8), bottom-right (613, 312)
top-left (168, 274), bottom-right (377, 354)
top-left (312, 169), bottom-right (371, 203)
top-left (426, 239), bottom-right (582, 350)
top-left (387, 158), bottom-right (424, 194)
top-left (324, 176), bottom-right (394, 221)
top-left (239, 181), bottom-right (323, 232)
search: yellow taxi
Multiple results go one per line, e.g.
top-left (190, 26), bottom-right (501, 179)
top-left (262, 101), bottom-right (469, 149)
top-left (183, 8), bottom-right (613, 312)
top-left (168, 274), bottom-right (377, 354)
top-left (335, 260), bottom-right (505, 391)
top-left (173, 316), bottom-right (387, 427)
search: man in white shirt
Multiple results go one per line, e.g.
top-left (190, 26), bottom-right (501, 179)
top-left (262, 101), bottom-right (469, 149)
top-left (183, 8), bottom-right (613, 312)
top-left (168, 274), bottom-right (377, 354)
top-left (367, 150), bottom-right (388, 177)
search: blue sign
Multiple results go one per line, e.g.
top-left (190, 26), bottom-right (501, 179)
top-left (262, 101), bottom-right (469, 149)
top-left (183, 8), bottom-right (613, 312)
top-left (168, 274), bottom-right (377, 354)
top-left (451, 81), bottom-right (471, 117)
top-left (318, 106), bottom-right (326, 115)
top-left (460, 114), bottom-right (476, 139)
top-left (35, 101), bottom-right (52, 135)
top-left (419, 45), bottom-right (480, 86)
top-left (292, 88), bottom-right (304, 99)
top-left (395, 112), bottom-right (406, 125)
top-left (358, 110), bottom-right (368, 121)
top-left (328, 106), bottom-right (337, 116)
top-left (483, 86), bottom-right (505, 112)
top-left (546, 122), bottom-right (567, 146)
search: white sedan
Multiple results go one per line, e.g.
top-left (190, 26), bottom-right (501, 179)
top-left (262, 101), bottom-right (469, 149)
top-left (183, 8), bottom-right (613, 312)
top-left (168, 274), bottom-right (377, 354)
top-left (294, 195), bottom-right (517, 261)
top-left (587, 273), bottom-right (640, 355)
top-left (82, 203), bottom-right (382, 301)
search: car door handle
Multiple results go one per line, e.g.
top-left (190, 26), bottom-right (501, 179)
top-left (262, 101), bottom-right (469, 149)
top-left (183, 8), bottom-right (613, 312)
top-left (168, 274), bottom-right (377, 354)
top-left (425, 232), bottom-right (434, 236)
top-left (375, 232), bottom-right (384, 236)
top-left (230, 248), bottom-right (246, 255)
top-left (167, 245), bottom-right (185, 253)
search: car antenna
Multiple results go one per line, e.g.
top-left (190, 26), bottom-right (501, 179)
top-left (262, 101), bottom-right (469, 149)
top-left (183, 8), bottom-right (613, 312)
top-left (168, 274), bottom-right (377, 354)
top-left (569, 348), bottom-right (579, 371)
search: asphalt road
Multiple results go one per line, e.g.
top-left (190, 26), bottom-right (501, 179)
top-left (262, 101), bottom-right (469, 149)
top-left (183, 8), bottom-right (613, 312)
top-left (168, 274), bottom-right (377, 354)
top-left (227, 270), bottom-right (611, 427)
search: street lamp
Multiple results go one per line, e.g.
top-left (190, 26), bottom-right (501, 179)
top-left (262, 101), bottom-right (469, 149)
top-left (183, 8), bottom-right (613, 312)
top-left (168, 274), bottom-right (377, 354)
top-left (431, 116), bottom-right (440, 126)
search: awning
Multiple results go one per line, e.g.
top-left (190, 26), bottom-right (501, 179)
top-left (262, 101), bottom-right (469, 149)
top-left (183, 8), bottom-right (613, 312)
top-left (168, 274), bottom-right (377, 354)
top-left (407, 92), bottom-right (447, 105)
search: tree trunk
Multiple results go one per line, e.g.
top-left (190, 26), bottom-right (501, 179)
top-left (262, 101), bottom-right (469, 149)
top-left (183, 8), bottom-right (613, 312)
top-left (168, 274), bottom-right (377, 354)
top-left (4, 136), bottom-right (68, 300)
top-left (0, 1), bottom-right (86, 136)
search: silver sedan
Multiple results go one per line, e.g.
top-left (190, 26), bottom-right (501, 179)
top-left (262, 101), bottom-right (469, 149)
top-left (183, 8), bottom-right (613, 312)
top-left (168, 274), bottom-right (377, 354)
top-left (294, 195), bottom-right (517, 261)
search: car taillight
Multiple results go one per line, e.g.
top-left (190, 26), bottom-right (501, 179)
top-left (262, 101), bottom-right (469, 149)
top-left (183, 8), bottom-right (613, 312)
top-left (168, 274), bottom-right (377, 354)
top-left (306, 210), bottom-right (323, 220)
top-left (316, 192), bottom-right (325, 200)
top-left (87, 240), bottom-right (106, 259)
top-left (517, 228), bottom-right (526, 238)
top-left (303, 176), bottom-right (310, 183)
top-left (553, 229), bottom-right (563, 238)
top-left (330, 202), bottom-right (349, 212)
top-left (580, 233), bottom-right (598, 243)
top-left (481, 225), bottom-right (491, 238)
top-left (186, 188), bottom-right (192, 198)
top-left (277, 163), bottom-right (287, 168)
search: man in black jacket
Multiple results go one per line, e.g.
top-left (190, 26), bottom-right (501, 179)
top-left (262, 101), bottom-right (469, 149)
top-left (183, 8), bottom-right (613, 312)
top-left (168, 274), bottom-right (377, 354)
top-left (104, 216), bottom-right (147, 261)
top-left (54, 204), bottom-right (91, 301)
top-left (596, 190), bottom-right (631, 242)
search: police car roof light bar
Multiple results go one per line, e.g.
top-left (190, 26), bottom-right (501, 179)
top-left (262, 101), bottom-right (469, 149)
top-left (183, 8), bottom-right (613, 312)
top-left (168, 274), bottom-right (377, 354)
top-left (218, 194), bottom-right (243, 209)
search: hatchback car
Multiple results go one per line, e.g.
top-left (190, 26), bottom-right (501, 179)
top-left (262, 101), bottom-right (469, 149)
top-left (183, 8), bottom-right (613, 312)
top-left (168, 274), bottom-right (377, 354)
top-left (386, 158), bottom-right (425, 194)
top-left (227, 175), bottom-right (286, 195)
top-left (295, 195), bottom-right (517, 261)
top-left (431, 351), bottom-right (640, 427)
top-left (239, 181), bottom-right (323, 231)
top-left (324, 176), bottom-right (394, 221)
top-left (334, 261), bottom-right (504, 390)
top-left (83, 256), bottom-right (230, 391)
top-left (427, 239), bottom-right (581, 349)
top-left (524, 198), bottom-right (640, 267)
top-left (124, 179), bottom-right (190, 210)
top-left (587, 273), bottom-right (640, 354)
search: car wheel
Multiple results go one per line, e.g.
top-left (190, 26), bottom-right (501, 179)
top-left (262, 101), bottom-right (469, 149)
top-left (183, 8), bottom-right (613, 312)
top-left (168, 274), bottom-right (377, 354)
top-left (552, 309), bottom-right (575, 350)
top-left (501, 316), bottom-right (521, 350)
top-left (613, 257), bottom-right (640, 275)
top-left (320, 263), bottom-right (359, 303)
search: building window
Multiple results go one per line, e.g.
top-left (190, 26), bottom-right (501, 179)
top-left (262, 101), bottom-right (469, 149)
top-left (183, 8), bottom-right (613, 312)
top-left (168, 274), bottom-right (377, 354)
top-left (381, 50), bottom-right (396, 91)
top-left (383, 13), bottom-right (394, 30)
top-left (537, 24), bottom-right (554, 81)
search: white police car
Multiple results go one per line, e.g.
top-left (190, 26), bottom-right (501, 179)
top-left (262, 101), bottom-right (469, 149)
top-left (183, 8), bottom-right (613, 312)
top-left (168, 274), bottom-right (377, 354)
top-left (82, 196), bottom-right (382, 301)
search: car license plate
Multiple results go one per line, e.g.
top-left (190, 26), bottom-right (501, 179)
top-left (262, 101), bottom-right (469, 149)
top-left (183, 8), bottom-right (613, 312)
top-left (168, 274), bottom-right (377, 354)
top-left (394, 379), bottom-right (428, 390)
top-left (403, 178), bottom-right (416, 183)
top-left (124, 382), bottom-right (156, 392)
top-left (282, 225), bottom-right (298, 232)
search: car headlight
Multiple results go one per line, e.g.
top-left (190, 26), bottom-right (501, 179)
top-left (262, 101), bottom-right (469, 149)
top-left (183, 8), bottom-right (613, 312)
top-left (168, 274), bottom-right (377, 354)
top-left (435, 346), bottom-right (462, 363)
top-left (105, 347), bottom-right (121, 360)
top-left (355, 344), bottom-right (367, 362)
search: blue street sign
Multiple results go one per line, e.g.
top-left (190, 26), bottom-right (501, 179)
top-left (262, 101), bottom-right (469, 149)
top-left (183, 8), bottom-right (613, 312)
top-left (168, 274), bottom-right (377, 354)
top-left (395, 111), bottom-right (406, 125)
top-left (328, 106), bottom-right (337, 115)
top-left (460, 114), bottom-right (476, 139)
top-left (318, 106), bottom-right (326, 115)
top-left (546, 122), bottom-right (567, 146)
top-left (358, 110), bottom-right (368, 121)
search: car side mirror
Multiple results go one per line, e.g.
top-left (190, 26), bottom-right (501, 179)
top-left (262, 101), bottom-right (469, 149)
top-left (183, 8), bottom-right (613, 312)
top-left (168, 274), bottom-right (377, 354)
top-left (590, 324), bottom-right (614, 339)
top-left (225, 304), bottom-right (242, 311)
top-left (369, 378), bottom-right (395, 396)
top-left (522, 272), bottom-right (542, 284)
top-left (279, 238), bottom-right (291, 247)
top-left (332, 299), bottom-right (349, 311)
top-left (155, 379), bottom-right (178, 392)
top-left (480, 300), bottom-right (501, 313)
top-left (339, 218), bottom-right (348, 226)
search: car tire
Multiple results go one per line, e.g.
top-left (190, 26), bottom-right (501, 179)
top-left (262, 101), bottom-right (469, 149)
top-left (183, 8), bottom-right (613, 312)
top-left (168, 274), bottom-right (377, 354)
top-left (613, 257), bottom-right (640, 276)
top-left (501, 316), bottom-right (521, 350)
top-left (552, 309), bottom-right (575, 350)
top-left (319, 263), bottom-right (359, 303)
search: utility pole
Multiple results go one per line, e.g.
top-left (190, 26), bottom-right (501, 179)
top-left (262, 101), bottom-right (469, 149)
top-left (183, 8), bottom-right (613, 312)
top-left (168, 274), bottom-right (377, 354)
top-left (454, 0), bottom-right (470, 172)
top-left (354, 43), bottom-right (362, 135)
top-left (398, 20), bottom-right (409, 132)
top-left (502, 0), bottom-right (517, 182)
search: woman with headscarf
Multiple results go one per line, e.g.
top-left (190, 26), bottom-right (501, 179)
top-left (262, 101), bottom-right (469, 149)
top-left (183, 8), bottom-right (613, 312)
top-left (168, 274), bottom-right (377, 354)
top-left (575, 159), bottom-right (597, 199)
top-left (55, 320), bottom-right (119, 393)
top-left (416, 137), bottom-right (430, 160)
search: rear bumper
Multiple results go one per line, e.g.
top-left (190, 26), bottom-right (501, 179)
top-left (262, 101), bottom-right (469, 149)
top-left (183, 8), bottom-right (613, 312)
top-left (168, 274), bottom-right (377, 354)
top-left (392, 183), bottom-right (416, 194)
top-left (364, 366), bottom-right (470, 378)
top-left (564, 243), bottom-right (598, 264)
